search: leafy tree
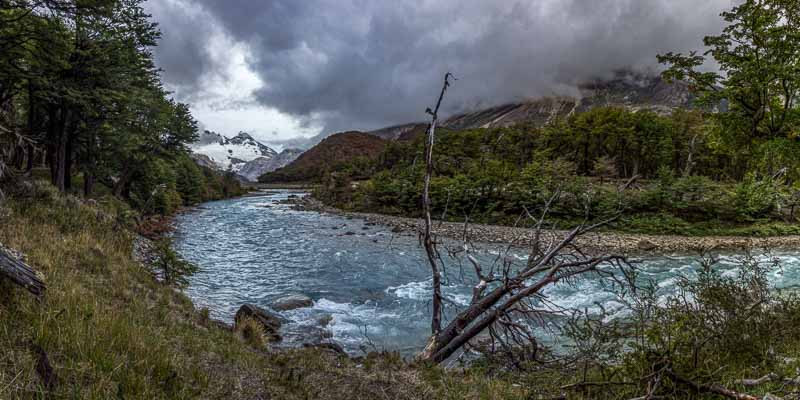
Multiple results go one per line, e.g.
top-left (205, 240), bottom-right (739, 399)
top-left (659, 0), bottom-right (800, 172)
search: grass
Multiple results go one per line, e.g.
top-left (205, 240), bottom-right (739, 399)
top-left (0, 180), bottom-right (537, 399)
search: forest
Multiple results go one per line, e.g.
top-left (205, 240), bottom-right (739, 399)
top-left (319, 106), bottom-right (800, 235)
top-left (0, 0), bottom-right (242, 216)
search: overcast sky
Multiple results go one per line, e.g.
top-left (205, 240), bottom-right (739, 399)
top-left (144, 0), bottom-right (734, 148)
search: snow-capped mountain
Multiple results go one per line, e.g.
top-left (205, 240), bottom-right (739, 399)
top-left (190, 130), bottom-right (302, 182)
top-left (237, 148), bottom-right (304, 181)
top-left (191, 131), bottom-right (278, 173)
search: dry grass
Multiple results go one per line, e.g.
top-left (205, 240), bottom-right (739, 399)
top-left (0, 180), bottom-right (535, 399)
top-left (236, 317), bottom-right (267, 350)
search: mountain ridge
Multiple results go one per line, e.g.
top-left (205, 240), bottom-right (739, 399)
top-left (259, 132), bottom-right (387, 183)
top-left (190, 130), bottom-right (301, 182)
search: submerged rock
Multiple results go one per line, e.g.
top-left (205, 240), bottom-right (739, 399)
top-left (234, 304), bottom-right (285, 341)
top-left (316, 314), bottom-right (333, 327)
top-left (272, 294), bottom-right (314, 311)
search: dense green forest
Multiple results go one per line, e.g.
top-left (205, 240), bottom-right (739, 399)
top-left (0, 0), bottom-right (242, 215)
top-left (318, 106), bottom-right (800, 235)
top-left (312, 1), bottom-right (800, 236)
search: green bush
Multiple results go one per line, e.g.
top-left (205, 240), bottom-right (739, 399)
top-left (731, 174), bottom-right (784, 220)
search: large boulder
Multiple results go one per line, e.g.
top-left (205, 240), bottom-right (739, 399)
top-left (272, 294), bottom-right (314, 311)
top-left (234, 304), bottom-right (286, 342)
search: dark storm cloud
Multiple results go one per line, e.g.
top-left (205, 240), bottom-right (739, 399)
top-left (144, 0), bottom-right (230, 102)
top-left (148, 0), bottom-right (735, 136)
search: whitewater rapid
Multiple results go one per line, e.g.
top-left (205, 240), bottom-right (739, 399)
top-left (173, 190), bottom-right (800, 355)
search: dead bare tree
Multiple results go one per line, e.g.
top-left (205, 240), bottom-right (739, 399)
top-left (418, 207), bottom-right (633, 363)
top-left (416, 74), bottom-right (634, 363)
top-left (420, 72), bottom-right (455, 337)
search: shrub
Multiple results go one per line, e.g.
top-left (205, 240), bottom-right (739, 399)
top-left (731, 174), bottom-right (784, 220)
top-left (154, 237), bottom-right (197, 287)
top-left (236, 317), bottom-right (267, 349)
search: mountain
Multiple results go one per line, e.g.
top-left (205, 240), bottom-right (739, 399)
top-left (440, 70), bottom-right (695, 130)
top-left (190, 131), bottom-right (301, 182)
top-left (237, 148), bottom-right (304, 182)
top-left (368, 123), bottom-right (428, 142)
top-left (259, 132), bottom-right (387, 183)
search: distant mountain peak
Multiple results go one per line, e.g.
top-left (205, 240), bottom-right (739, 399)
top-left (190, 131), bottom-right (301, 182)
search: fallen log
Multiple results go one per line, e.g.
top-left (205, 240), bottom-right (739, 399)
top-left (0, 245), bottom-right (45, 296)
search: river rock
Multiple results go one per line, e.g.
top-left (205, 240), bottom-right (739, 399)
top-left (234, 304), bottom-right (285, 341)
top-left (272, 294), bottom-right (314, 311)
top-left (317, 314), bottom-right (333, 327)
top-left (636, 239), bottom-right (658, 251)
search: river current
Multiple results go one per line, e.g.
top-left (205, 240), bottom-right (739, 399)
top-left (173, 190), bottom-right (800, 355)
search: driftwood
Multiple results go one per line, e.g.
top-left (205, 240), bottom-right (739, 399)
top-left (0, 245), bottom-right (45, 296)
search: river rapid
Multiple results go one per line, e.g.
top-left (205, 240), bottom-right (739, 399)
top-left (173, 190), bottom-right (800, 355)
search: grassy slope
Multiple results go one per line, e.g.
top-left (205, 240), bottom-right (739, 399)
top-left (0, 181), bottom-right (536, 399)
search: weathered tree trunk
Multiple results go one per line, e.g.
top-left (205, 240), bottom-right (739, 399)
top-left (421, 73), bottom-right (454, 339)
top-left (0, 246), bottom-right (45, 297)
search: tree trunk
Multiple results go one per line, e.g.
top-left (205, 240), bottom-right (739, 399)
top-left (64, 126), bottom-right (75, 192)
top-left (55, 128), bottom-right (66, 192)
top-left (54, 108), bottom-right (70, 192)
top-left (114, 166), bottom-right (132, 198)
top-left (46, 106), bottom-right (57, 184)
top-left (421, 73), bottom-right (454, 339)
top-left (83, 132), bottom-right (95, 197)
top-left (25, 143), bottom-right (34, 174)
top-left (0, 246), bottom-right (45, 297)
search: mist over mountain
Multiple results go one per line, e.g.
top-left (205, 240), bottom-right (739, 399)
top-left (146, 0), bottom-right (733, 143)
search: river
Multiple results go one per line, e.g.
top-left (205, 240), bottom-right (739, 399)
top-left (173, 189), bottom-right (800, 355)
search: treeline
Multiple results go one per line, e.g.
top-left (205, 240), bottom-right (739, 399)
top-left (320, 107), bottom-right (800, 234)
top-left (0, 1), bottom-right (241, 214)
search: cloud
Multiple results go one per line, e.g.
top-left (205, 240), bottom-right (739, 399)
top-left (147, 0), bottom-right (735, 140)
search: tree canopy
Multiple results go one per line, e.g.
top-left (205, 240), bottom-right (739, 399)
top-left (0, 0), bottom-right (241, 213)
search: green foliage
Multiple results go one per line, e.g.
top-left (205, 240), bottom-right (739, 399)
top-left (732, 174), bottom-right (784, 219)
top-left (0, 0), bottom-right (243, 216)
top-left (154, 237), bottom-right (197, 287)
top-left (310, 104), bottom-right (799, 234)
top-left (314, 172), bottom-right (353, 207)
top-left (660, 0), bottom-right (800, 180)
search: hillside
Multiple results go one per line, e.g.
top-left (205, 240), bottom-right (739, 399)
top-left (440, 70), bottom-right (695, 130)
top-left (358, 71), bottom-right (695, 142)
top-left (259, 132), bottom-right (388, 183)
top-left (367, 123), bottom-right (428, 142)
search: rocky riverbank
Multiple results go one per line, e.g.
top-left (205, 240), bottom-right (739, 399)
top-left (285, 194), bottom-right (800, 255)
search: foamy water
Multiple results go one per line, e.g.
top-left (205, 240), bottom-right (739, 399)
top-left (174, 190), bottom-right (800, 355)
